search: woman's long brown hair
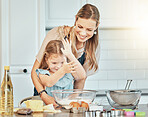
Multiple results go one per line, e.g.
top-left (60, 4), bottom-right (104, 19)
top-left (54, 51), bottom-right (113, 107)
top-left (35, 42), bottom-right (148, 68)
top-left (58, 4), bottom-right (100, 71)
top-left (75, 4), bottom-right (100, 71)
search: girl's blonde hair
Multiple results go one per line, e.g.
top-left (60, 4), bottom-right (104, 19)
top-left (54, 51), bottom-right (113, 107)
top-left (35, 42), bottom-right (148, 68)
top-left (59, 4), bottom-right (100, 71)
top-left (39, 40), bottom-right (64, 69)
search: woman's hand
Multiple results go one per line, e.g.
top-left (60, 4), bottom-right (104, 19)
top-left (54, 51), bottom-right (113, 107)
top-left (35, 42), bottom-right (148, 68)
top-left (40, 92), bottom-right (59, 108)
top-left (61, 38), bottom-right (73, 57)
top-left (62, 61), bottom-right (77, 74)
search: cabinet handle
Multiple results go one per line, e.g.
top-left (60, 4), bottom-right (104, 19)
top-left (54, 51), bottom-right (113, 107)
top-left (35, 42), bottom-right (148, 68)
top-left (23, 69), bottom-right (27, 73)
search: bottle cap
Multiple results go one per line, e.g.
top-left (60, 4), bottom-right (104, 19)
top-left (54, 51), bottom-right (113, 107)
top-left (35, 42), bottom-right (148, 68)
top-left (4, 66), bottom-right (10, 70)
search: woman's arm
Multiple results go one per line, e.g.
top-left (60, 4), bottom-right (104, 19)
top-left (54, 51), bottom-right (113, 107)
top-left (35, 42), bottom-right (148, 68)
top-left (67, 53), bottom-right (86, 80)
top-left (31, 60), bottom-right (45, 93)
top-left (74, 78), bottom-right (86, 89)
top-left (38, 61), bottom-right (76, 87)
top-left (31, 60), bottom-right (58, 106)
top-left (61, 39), bottom-right (87, 80)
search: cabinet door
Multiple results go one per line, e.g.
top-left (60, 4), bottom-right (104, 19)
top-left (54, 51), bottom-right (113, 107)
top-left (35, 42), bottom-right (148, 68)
top-left (9, 0), bottom-right (38, 107)
top-left (11, 74), bottom-right (34, 107)
top-left (10, 0), bottom-right (38, 65)
top-left (45, 0), bottom-right (86, 27)
top-left (1, 0), bottom-right (45, 107)
top-left (87, 0), bottom-right (143, 28)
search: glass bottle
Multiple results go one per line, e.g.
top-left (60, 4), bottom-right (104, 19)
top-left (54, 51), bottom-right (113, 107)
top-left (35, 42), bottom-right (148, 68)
top-left (0, 66), bottom-right (13, 115)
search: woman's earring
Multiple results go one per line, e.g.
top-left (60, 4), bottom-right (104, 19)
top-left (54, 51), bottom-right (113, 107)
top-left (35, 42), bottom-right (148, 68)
top-left (94, 31), bottom-right (97, 35)
top-left (73, 26), bottom-right (76, 28)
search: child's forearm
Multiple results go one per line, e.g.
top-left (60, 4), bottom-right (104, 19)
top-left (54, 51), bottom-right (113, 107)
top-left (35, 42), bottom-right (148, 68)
top-left (39, 68), bottom-right (66, 87)
top-left (67, 53), bottom-right (86, 80)
top-left (61, 39), bottom-right (86, 80)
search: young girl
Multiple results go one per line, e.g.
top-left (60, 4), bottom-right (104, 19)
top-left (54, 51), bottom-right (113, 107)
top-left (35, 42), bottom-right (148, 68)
top-left (35, 40), bottom-right (84, 106)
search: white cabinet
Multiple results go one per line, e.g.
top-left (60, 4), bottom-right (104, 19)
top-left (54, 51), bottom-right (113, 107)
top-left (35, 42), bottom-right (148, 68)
top-left (0, 0), bottom-right (45, 107)
top-left (45, 0), bottom-right (144, 28)
top-left (9, 0), bottom-right (38, 107)
top-left (11, 74), bottom-right (34, 107)
top-left (87, 0), bottom-right (144, 28)
top-left (9, 0), bottom-right (38, 65)
top-left (45, 0), bottom-right (86, 28)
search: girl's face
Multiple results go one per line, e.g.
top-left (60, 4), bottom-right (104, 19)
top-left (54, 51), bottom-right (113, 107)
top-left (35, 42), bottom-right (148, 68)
top-left (46, 54), bottom-right (66, 73)
top-left (75, 17), bottom-right (97, 43)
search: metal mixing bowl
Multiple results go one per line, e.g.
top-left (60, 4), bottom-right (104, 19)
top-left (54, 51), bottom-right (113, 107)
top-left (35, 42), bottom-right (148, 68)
top-left (51, 89), bottom-right (96, 106)
top-left (106, 90), bottom-right (142, 109)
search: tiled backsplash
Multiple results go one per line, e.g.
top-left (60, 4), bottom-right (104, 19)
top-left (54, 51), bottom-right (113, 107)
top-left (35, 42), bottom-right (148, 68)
top-left (84, 28), bottom-right (148, 90)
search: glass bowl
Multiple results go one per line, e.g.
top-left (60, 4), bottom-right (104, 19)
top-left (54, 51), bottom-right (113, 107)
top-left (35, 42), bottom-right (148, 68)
top-left (51, 89), bottom-right (96, 106)
top-left (106, 90), bottom-right (142, 109)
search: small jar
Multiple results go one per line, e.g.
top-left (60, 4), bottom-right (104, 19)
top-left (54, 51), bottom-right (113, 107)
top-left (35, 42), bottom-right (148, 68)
top-left (100, 110), bottom-right (111, 117)
top-left (85, 111), bottom-right (93, 117)
top-left (111, 109), bottom-right (125, 116)
top-left (96, 110), bottom-right (101, 117)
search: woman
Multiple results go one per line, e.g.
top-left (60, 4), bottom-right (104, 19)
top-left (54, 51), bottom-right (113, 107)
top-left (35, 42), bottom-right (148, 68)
top-left (31, 4), bottom-right (100, 105)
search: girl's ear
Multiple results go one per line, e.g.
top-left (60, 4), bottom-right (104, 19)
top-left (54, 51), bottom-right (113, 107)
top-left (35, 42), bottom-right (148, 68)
top-left (45, 57), bottom-right (48, 64)
top-left (45, 57), bottom-right (50, 69)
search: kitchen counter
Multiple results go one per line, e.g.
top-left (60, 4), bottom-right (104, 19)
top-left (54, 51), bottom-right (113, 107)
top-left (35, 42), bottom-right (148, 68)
top-left (12, 109), bottom-right (84, 117)
top-left (9, 104), bottom-right (148, 117)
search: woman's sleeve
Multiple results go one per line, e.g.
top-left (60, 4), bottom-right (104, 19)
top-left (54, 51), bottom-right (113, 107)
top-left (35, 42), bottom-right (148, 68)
top-left (83, 44), bottom-right (100, 76)
top-left (36, 27), bottom-right (59, 63)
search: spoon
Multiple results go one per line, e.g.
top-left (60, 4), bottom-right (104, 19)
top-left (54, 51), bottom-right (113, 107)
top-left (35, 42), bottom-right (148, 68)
top-left (125, 80), bottom-right (132, 90)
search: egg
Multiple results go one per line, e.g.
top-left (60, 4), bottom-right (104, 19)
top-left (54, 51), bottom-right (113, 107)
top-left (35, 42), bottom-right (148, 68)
top-left (80, 101), bottom-right (89, 109)
top-left (69, 102), bottom-right (80, 109)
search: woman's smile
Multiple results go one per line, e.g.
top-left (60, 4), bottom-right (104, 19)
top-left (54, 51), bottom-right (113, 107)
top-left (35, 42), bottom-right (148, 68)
top-left (75, 18), bottom-right (97, 43)
top-left (78, 33), bottom-right (87, 40)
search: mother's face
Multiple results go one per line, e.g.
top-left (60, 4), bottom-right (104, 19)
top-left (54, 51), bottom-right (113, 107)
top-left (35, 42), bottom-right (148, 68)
top-left (74, 17), bottom-right (97, 43)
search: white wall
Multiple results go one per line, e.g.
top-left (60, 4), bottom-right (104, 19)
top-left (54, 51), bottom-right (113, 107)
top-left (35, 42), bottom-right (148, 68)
top-left (85, 28), bottom-right (148, 90)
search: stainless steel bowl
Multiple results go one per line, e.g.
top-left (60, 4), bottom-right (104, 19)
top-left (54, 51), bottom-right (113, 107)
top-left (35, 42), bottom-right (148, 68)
top-left (106, 90), bottom-right (142, 109)
top-left (110, 90), bottom-right (141, 105)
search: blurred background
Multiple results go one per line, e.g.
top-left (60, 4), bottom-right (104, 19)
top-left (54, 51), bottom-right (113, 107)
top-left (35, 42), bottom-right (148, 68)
top-left (0, 0), bottom-right (148, 107)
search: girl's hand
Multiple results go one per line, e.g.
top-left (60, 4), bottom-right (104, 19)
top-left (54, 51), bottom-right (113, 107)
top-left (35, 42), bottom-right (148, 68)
top-left (62, 61), bottom-right (77, 74)
top-left (40, 92), bottom-right (59, 107)
top-left (61, 38), bottom-right (73, 57)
